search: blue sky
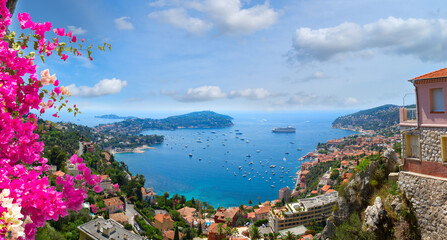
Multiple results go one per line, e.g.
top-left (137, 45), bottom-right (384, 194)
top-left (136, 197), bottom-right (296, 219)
top-left (13, 0), bottom-right (447, 113)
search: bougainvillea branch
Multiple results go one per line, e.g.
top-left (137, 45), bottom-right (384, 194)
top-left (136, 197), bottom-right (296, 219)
top-left (0, 1), bottom-right (110, 239)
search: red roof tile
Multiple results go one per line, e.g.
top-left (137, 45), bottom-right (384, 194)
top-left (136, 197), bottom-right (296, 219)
top-left (321, 185), bottom-right (331, 192)
top-left (412, 68), bottom-right (447, 80)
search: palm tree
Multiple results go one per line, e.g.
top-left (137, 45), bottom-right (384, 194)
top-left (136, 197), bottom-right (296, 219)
top-left (284, 231), bottom-right (295, 240)
top-left (239, 204), bottom-right (245, 214)
top-left (225, 226), bottom-right (232, 236)
top-left (216, 223), bottom-right (224, 240)
top-left (249, 225), bottom-right (261, 240)
top-left (248, 199), bottom-right (253, 206)
top-left (163, 192), bottom-right (170, 204)
top-left (225, 217), bottom-right (233, 226)
top-left (231, 228), bottom-right (239, 237)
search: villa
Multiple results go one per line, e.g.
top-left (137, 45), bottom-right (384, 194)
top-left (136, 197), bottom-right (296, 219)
top-left (103, 197), bottom-right (124, 214)
top-left (214, 207), bottom-right (240, 226)
top-left (154, 213), bottom-right (175, 232)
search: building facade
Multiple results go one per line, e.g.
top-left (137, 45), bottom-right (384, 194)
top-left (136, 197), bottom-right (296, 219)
top-left (78, 218), bottom-right (144, 240)
top-left (398, 68), bottom-right (447, 239)
top-left (268, 191), bottom-right (337, 232)
top-left (399, 68), bottom-right (447, 177)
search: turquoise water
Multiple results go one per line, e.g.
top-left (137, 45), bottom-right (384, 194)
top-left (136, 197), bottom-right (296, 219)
top-left (114, 111), bottom-right (357, 208)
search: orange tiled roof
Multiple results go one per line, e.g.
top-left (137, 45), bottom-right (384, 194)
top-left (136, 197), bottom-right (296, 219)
top-left (327, 189), bottom-right (336, 193)
top-left (254, 206), bottom-right (270, 215)
top-left (155, 213), bottom-right (174, 224)
top-left (53, 171), bottom-right (65, 177)
top-left (110, 212), bottom-right (128, 224)
top-left (301, 170), bottom-right (310, 175)
top-left (310, 190), bottom-right (318, 195)
top-left (164, 230), bottom-right (183, 240)
top-left (247, 212), bottom-right (256, 219)
top-left (412, 68), bottom-right (447, 80)
top-left (321, 185), bottom-right (331, 192)
top-left (208, 223), bottom-right (227, 234)
top-left (103, 197), bottom-right (123, 207)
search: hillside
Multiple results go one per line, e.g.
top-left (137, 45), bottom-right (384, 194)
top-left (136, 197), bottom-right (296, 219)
top-left (95, 111), bottom-right (234, 135)
top-left (332, 104), bottom-right (406, 131)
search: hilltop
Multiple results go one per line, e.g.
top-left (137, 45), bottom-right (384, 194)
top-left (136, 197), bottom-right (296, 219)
top-left (332, 104), bottom-right (407, 131)
top-left (95, 114), bottom-right (135, 120)
top-left (95, 111), bottom-right (234, 135)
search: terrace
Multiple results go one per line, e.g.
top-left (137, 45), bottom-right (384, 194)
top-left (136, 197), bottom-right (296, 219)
top-left (399, 107), bottom-right (417, 127)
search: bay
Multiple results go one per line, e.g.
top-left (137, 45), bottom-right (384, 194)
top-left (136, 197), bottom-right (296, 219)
top-left (114, 111), bottom-right (357, 208)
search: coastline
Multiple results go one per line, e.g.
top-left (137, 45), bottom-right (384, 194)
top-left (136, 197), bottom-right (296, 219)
top-left (111, 145), bottom-right (157, 154)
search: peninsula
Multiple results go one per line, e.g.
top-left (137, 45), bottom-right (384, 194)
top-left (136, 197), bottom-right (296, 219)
top-left (94, 111), bottom-right (234, 135)
top-left (95, 114), bottom-right (135, 120)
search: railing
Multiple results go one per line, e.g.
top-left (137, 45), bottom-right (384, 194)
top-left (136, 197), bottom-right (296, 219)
top-left (399, 108), bottom-right (417, 124)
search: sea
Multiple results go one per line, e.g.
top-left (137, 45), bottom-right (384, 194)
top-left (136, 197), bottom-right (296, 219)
top-left (43, 110), bottom-right (358, 208)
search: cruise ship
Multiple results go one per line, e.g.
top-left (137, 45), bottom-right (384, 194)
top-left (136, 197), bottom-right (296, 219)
top-left (272, 126), bottom-right (296, 133)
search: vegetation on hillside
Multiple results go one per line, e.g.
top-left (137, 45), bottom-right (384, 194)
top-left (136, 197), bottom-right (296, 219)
top-left (95, 111), bottom-right (234, 135)
top-left (332, 104), bottom-right (414, 131)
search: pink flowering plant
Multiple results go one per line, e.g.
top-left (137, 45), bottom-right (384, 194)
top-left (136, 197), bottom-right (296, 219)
top-left (0, 1), bottom-right (111, 239)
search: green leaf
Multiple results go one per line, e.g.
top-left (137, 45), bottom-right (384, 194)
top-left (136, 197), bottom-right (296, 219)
top-left (29, 52), bottom-right (35, 58)
top-left (40, 55), bottom-right (45, 63)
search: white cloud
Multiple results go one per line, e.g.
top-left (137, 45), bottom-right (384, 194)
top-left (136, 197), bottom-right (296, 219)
top-left (292, 17), bottom-right (447, 62)
top-left (67, 78), bottom-right (127, 97)
top-left (67, 25), bottom-right (87, 35)
top-left (148, 0), bottom-right (278, 35)
top-left (148, 8), bottom-right (212, 35)
top-left (193, 0), bottom-right (279, 35)
top-left (229, 88), bottom-right (272, 100)
top-left (176, 86), bottom-right (226, 102)
top-left (114, 17), bottom-right (135, 30)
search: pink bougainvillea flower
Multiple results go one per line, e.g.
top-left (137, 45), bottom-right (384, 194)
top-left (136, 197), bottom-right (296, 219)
top-left (61, 54), bottom-right (68, 61)
top-left (72, 36), bottom-right (77, 43)
top-left (93, 185), bottom-right (103, 193)
top-left (90, 204), bottom-right (98, 214)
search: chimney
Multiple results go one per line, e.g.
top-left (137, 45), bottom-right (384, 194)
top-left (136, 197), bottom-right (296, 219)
top-left (97, 222), bottom-right (101, 232)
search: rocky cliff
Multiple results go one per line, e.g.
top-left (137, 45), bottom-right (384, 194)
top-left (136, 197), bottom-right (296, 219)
top-left (316, 149), bottom-right (421, 240)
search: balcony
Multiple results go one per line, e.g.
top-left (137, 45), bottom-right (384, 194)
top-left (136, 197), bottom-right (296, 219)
top-left (399, 107), bottom-right (417, 126)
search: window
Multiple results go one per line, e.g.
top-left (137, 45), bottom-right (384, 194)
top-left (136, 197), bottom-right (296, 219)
top-left (405, 135), bottom-right (420, 159)
top-left (430, 88), bottom-right (444, 112)
top-left (441, 136), bottom-right (447, 162)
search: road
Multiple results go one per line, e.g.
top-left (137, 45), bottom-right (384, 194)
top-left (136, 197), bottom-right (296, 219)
top-left (125, 202), bottom-right (138, 226)
top-left (78, 141), bottom-right (84, 156)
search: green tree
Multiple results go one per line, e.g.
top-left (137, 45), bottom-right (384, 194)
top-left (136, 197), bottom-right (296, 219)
top-left (249, 225), bottom-right (261, 240)
top-left (284, 231), bottom-right (295, 240)
top-left (197, 222), bottom-right (203, 236)
top-left (164, 192), bottom-right (170, 204)
top-left (47, 146), bottom-right (67, 170)
top-left (330, 169), bottom-right (340, 181)
top-left (216, 223), bottom-right (224, 240)
top-left (248, 199), bottom-right (253, 206)
top-left (174, 226), bottom-right (179, 240)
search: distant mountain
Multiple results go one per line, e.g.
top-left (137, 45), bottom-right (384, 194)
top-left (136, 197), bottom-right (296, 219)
top-left (95, 114), bottom-right (135, 120)
top-left (95, 111), bottom-right (234, 135)
top-left (332, 104), bottom-right (411, 131)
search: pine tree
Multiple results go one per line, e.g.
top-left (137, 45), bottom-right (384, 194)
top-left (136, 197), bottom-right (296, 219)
top-left (174, 226), bottom-right (179, 240)
top-left (198, 223), bottom-right (203, 236)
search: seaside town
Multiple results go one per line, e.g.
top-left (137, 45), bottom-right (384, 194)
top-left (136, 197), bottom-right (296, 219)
top-left (43, 114), bottom-right (402, 240)
top-left (6, 1), bottom-right (447, 240)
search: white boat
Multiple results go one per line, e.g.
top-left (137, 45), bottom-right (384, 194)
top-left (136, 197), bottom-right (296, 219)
top-left (270, 165), bottom-right (276, 168)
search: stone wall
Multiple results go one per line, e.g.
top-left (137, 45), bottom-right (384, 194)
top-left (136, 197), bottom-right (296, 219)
top-left (398, 171), bottom-right (447, 240)
top-left (400, 126), bottom-right (447, 163)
